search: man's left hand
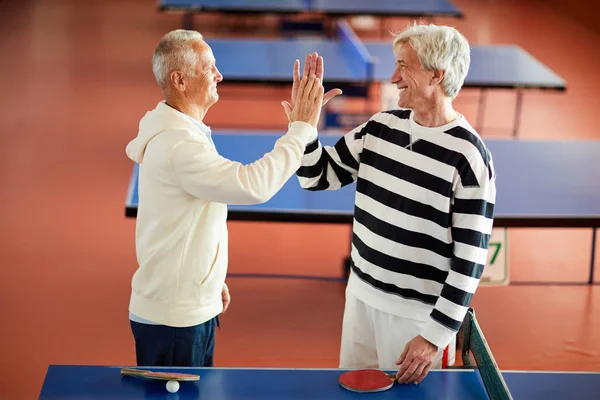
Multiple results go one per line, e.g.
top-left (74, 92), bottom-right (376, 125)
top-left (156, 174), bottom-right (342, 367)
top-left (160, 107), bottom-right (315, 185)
top-left (221, 283), bottom-right (231, 313)
top-left (395, 335), bottom-right (438, 384)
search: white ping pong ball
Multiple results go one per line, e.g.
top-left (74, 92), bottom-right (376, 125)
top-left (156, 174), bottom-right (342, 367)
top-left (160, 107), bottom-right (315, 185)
top-left (166, 380), bottom-right (180, 393)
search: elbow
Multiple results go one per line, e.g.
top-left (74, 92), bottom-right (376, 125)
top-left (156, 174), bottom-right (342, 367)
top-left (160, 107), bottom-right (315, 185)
top-left (249, 191), bottom-right (273, 204)
top-left (239, 188), bottom-right (274, 205)
top-left (297, 175), bottom-right (322, 191)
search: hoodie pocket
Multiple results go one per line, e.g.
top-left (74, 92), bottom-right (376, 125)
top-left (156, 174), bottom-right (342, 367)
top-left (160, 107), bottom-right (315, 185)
top-left (198, 241), bottom-right (219, 286)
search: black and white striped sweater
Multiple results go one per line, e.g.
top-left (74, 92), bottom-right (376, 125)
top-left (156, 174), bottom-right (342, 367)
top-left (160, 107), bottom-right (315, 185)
top-left (296, 108), bottom-right (496, 349)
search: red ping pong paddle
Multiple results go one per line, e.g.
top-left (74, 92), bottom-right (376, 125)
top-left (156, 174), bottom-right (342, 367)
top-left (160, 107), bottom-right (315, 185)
top-left (120, 368), bottom-right (200, 382)
top-left (339, 369), bottom-right (397, 392)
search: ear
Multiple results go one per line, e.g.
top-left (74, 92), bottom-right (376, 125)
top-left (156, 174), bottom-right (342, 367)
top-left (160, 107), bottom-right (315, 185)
top-left (169, 70), bottom-right (186, 93)
top-left (430, 69), bottom-right (445, 87)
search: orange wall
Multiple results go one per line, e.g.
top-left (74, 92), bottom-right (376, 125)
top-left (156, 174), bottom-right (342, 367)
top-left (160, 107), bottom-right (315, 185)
top-left (549, 0), bottom-right (600, 35)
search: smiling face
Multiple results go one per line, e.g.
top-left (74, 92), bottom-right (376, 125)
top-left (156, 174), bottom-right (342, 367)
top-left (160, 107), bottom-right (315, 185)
top-left (186, 40), bottom-right (223, 109)
top-left (390, 42), bottom-right (437, 110)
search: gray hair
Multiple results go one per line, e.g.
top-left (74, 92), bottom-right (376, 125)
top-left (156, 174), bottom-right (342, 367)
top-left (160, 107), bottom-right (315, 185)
top-left (392, 23), bottom-right (470, 98)
top-left (152, 29), bottom-right (204, 88)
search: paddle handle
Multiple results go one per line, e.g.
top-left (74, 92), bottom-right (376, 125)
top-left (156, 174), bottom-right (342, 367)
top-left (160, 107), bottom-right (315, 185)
top-left (121, 368), bottom-right (149, 377)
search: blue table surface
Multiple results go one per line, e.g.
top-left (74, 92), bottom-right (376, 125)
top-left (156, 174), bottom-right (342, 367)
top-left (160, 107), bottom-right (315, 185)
top-left (159, 0), bottom-right (308, 12)
top-left (159, 0), bottom-right (462, 16)
top-left (208, 38), bottom-right (371, 82)
top-left (311, 0), bottom-right (460, 15)
top-left (126, 132), bottom-right (600, 223)
top-left (205, 38), bottom-right (565, 89)
top-left (38, 365), bottom-right (600, 400)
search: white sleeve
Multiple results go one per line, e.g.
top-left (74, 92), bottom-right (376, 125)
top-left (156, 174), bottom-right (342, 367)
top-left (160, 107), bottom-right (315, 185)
top-left (170, 121), bottom-right (317, 205)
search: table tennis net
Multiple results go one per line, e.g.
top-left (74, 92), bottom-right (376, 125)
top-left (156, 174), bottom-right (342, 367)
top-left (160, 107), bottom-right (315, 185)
top-left (336, 19), bottom-right (374, 81)
top-left (460, 308), bottom-right (513, 400)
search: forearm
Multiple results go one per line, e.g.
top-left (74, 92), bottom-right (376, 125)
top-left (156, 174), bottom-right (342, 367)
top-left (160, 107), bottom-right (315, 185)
top-left (421, 183), bottom-right (495, 348)
top-left (420, 256), bottom-right (485, 349)
top-left (296, 123), bottom-right (366, 191)
top-left (172, 121), bottom-right (317, 204)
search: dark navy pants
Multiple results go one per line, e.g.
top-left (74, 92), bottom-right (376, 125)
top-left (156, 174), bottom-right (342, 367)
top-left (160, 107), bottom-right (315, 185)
top-left (130, 316), bottom-right (219, 367)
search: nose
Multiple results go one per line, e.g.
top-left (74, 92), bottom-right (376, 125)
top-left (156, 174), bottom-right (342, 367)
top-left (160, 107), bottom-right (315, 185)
top-left (390, 68), bottom-right (401, 85)
top-left (215, 66), bottom-right (223, 83)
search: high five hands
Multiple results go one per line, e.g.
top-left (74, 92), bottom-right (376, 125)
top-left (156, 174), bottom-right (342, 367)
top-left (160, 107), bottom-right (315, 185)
top-left (282, 52), bottom-right (343, 122)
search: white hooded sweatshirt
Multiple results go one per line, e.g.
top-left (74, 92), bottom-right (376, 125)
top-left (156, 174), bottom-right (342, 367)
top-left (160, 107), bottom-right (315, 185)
top-left (125, 101), bottom-right (317, 327)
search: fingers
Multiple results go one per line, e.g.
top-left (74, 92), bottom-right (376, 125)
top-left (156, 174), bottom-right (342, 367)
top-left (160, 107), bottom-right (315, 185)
top-left (307, 75), bottom-right (321, 101)
top-left (396, 359), bottom-right (418, 384)
top-left (302, 54), bottom-right (311, 78)
top-left (395, 345), bottom-right (433, 385)
top-left (323, 88), bottom-right (343, 106)
top-left (281, 101), bottom-right (292, 119)
top-left (296, 74), bottom-right (309, 103)
top-left (414, 362), bottom-right (432, 385)
top-left (292, 60), bottom-right (300, 96)
top-left (395, 344), bottom-right (411, 382)
top-left (308, 78), bottom-right (324, 108)
top-left (303, 74), bottom-right (316, 99)
top-left (290, 73), bottom-right (322, 126)
top-left (222, 293), bottom-right (230, 313)
top-left (293, 59), bottom-right (300, 82)
top-left (316, 83), bottom-right (324, 105)
top-left (291, 59), bottom-right (301, 105)
top-left (404, 361), bottom-right (427, 385)
top-left (396, 345), bottom-right (409, 366)
top-left (309, 75), bottom-right (325, 109)
top-left (316, 55), bottom-right (323, 79)
top-left (301, 52), bottom-right (319, 78)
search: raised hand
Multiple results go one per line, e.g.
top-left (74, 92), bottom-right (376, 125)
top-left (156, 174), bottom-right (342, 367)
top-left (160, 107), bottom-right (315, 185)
top-left (283, 73), bottom-right (324, 127)
top-left (283, 52), bottom-right (342, 118)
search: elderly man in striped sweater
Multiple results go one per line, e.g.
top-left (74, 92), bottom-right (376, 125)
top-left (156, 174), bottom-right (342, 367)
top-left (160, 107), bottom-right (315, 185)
top-left (285, 23), bottom-right (496, 385)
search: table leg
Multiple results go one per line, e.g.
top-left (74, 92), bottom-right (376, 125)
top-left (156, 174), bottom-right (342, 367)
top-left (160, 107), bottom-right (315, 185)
top-left (589, 227), bottom-right (597, 284)
top-left (343, 227), bottom-right (352, 278)
top-left (476, 88), bottom-right (487, 133)
top-left (513, 90), bottom-right (523, 138)
top-left (182, 12), bottom-right (193, 30)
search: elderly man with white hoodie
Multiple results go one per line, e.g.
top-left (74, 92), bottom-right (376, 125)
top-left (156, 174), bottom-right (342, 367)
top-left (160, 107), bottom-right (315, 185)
top-left (124, 29), bottom-right (340, 367)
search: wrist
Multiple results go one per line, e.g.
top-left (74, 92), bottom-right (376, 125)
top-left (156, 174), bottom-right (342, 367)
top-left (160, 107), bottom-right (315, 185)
top-left (419, 335), bottom-right (438, 350)
top-left (420, 318), bottom-right (453, 350)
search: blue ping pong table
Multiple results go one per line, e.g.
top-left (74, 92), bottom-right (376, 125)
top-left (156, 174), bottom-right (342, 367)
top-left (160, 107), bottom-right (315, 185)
top-left (202, 19), bottom-right (565, 137)
top-left (38, 365), bottom-right (600, 399)
top-left (206, 37), bottom-right (566, 88)
top-left (158, 0), bottom-right (462, 36)
top-left (125, 131), bottom-right (600, 284)
top-left (158, 0), bottom-right (463, 17)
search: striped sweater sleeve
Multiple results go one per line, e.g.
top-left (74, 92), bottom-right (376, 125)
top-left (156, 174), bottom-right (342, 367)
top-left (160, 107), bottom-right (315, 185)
top-left (296, 121), bottom-right (368, 191)
top-left (420, 147), bottom-right (497, 349)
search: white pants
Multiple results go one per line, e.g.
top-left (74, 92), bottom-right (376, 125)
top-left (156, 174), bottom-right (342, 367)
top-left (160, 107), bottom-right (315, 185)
top-left (339, 290), bottom-right (455, 369)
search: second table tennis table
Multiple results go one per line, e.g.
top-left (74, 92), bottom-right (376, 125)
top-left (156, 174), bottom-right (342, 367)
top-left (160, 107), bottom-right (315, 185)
top-left (158, 0), bottom-right (463, 17)
top-left (125, 130), bottom-right (600, 285)
top-left (200, 20), bottom-right (565, 136)
top-left (158, 0), bottom-right (463, 31)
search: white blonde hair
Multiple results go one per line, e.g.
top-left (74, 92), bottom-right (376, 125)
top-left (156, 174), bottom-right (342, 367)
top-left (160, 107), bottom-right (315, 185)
top-left (152, 29), bottom-right (203, 88)
top-left (392, 23), bottom-right (470, 98)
